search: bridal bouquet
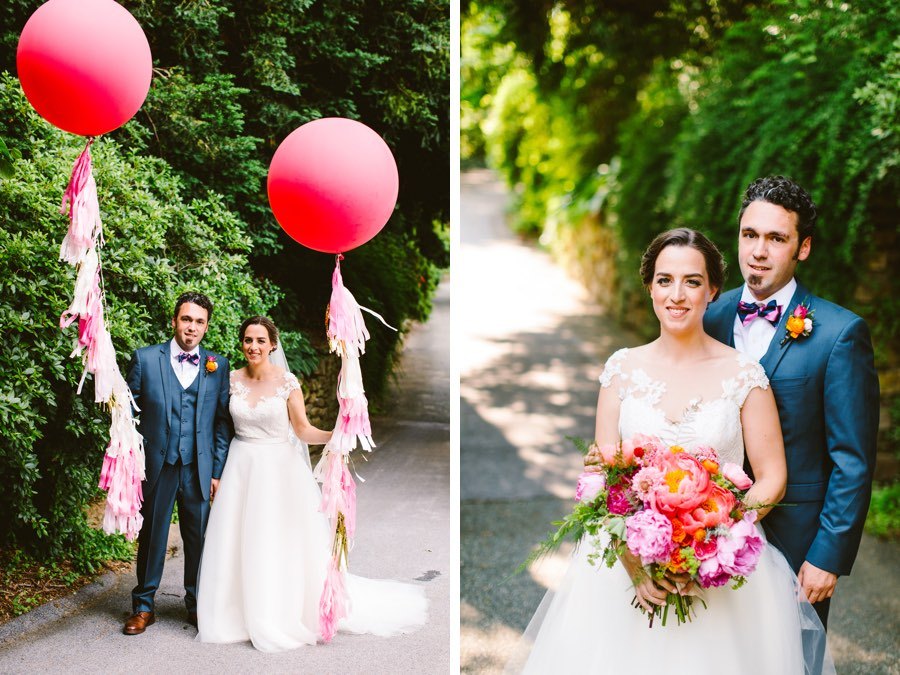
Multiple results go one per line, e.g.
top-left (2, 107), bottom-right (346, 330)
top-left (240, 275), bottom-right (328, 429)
top-left (533, 435), bottom-right (765, 626)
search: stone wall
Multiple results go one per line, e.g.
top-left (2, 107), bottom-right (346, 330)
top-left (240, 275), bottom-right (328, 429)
top-left (301, 344), bottom-right (341, 429)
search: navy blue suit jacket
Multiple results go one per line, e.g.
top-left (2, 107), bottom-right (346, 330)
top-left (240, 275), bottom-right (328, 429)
top-left (704, 283), bottom-right (879, 576)
top-left (126, 343), bottom-right (232, 501)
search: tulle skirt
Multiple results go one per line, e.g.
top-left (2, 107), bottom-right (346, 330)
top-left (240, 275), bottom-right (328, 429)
top-left (509, 529), bottom-right (834, 674)
top-left (196, 436), bottom-right (427, 652)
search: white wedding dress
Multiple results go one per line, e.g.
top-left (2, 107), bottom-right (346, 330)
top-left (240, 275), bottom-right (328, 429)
top-left (512, 348), bottom-right (833, 674)
top-left (196, 370), bottom-right (427, 652)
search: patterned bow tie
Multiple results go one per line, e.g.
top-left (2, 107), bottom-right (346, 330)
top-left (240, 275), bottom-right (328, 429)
top-left (177, 351), bottom-right (200, 365)
top-left (737, 300), bottom-right (783, 327)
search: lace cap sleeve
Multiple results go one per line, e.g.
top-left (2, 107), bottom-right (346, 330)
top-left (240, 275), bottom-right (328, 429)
top-left (599, 348), bottom-right (629, 388)
top-left (278, 370), bottom-right (301, 399)
top-left (734, 356), bottom-right (769, 407)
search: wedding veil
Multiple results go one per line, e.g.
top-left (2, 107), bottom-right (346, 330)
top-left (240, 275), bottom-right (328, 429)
top-left (269, 345), bottom-right (313, 469)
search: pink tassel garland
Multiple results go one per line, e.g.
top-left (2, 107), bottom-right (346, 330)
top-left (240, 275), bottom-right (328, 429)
top-left (319, 557), bottom-right (349, 643)
top-left (326, 260), bottom-right (370, 359)
top-left (56, 138), bottom-right (146, 540)
top-left (316, 255), bottom-right (392, 640)
top-left (59, 140), bottom-right (102, 266)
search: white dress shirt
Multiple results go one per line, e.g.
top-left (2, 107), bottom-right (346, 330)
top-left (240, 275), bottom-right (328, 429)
top-left (169, 339), bottom-right (200, 389)
top-left (733, 278), bottom-right (797, 362)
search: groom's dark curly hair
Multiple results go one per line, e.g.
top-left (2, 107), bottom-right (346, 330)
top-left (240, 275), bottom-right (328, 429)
top-left (173, 291), bottom-right (214, 320)
top-left (738, 176), bottom-right (817, 248)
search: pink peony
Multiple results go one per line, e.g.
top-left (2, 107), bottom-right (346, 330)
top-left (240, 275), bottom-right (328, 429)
top-left (597, 441), bottom-right (637, 468)
top-left (575, 472), bottom-right (606, 503)
top-left (606, 483), bottom-right (634, 515)
top-left (625, 510), bottom-right (675, 565)
top-left (645, 450), bottom-right (712, 515)
top-left (715, 512), bottom-right (765, 577)
top-left (692, 536), bottom-right (718, 561)
top-left (721, 463), bottom-right (753, 490)
top-left (697, 557), bottom-right (732, 588)
top-left (679, 484), bottom-right (737, 534)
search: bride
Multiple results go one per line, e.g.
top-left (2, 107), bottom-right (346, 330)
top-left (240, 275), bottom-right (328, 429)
top-left (196, 316), bottom-right (427, 652)
top-left (512, 229), bottom-right (832, 674)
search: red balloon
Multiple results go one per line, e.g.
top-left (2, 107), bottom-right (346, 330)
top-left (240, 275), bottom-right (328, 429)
top-left (267, 118), bottom-right (399, 253)
top-left (17, 0), bottom-right (152, 136)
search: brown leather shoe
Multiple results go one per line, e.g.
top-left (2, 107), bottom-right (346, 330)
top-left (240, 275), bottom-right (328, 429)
top-left (123, 611), bottom-right (155, 635)
top-left (186, 611), bottom-right (197, 628)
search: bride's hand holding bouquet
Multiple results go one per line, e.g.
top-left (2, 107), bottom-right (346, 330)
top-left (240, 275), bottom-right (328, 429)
top-left (533, 434), bottom-right (769, 626)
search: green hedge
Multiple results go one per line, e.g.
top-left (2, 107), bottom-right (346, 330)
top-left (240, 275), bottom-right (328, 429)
top-left (468, 0), bottom-right (899, 347)
top-left (2, 0), bottom-right (450, 406)
top-left (0, 76), bottom-right (278, 561)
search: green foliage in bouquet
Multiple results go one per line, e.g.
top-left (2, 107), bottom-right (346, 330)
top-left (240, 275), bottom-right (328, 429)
top-left (0, 76), bottom-right (277, 562)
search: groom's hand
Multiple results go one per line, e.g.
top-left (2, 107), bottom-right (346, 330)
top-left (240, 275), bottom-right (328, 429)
top-left (210, 478), bottom-right (220, 502)
top-left (798, 561), bottom-right (838, 604)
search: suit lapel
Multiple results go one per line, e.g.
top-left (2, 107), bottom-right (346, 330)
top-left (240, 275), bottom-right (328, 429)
top-left (759, 283), bottom-right (808, 378)
top-left (157, 344), bottom-right (172, 430)
top-left (157, 344), bottom-right (171, 408)
top-left (195, 346), bottom-right (208, 426)
top-left (708, 289), bottom-right (740, 348)
top-left (722, 293), bottom-right (738, 348)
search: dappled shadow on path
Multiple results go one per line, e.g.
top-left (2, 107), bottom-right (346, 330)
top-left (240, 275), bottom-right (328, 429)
top-left (460, 170), bottom-right (642, 672)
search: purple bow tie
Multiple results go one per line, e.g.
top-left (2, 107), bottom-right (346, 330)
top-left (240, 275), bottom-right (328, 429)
top-left (737, 300), bottom-right (782, 327)
top-left (177, 351), bottom-right (200, 365)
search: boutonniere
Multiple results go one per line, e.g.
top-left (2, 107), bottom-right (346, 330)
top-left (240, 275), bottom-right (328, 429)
top-left (780, 300), bottom-right (815, 345)
top-left (205, 355), bottom-right (218, 373)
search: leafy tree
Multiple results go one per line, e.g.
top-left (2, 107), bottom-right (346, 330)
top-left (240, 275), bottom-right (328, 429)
top-left (467, 0), bottom-right (899, 458)
top-left (2, 0), bottom-right (450, 398)
top-left (0, 76), bottom-right (278, 561)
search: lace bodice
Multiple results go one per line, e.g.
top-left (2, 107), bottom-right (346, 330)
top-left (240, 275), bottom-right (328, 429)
top-left (229, 369), bottom-right (301, 441)
top-left (599, 348), bottom-right (769, 465)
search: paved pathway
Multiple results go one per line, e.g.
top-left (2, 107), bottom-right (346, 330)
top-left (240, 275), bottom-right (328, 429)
top-left (0, 282), bottom-right (450, 674)
top-left (459, 169), bottom-right (900, 674)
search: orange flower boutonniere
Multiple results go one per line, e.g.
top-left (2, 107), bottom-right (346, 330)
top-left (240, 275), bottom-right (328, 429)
top-left (780, 300), bottom-right (814, 345)
top-left (205, 355), bottom-right (218, 373)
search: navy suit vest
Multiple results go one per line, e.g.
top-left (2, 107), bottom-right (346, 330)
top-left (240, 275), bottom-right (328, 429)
top-left (165, 363), bottom-right (199, 465)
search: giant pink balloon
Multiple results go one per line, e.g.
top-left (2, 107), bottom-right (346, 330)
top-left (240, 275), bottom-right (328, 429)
top-left (267, 118), bottom-right (399, 253)
top-left (17, 0), bottom-right (152, 136)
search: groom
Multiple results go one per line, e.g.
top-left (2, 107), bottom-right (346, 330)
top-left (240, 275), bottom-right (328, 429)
top-left (122, 292), bottom-right (232, 635)
top-left (704, 176), bottom-right (879, 626)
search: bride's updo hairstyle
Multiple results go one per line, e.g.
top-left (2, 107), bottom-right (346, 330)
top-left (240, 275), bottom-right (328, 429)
top-left (639, 228), bottom-right (726, 302)
top-left (239, 316), bottom-right (280, 352)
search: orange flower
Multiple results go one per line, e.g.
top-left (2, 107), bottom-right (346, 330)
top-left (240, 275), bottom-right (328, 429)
top-left (671, 517), bottom-right (687, 544)
top-left (667, 548), bottom-right (686, 574)
top-left (702, 459), bottom-right (719, 475)
top-left (680, 484), bottom-right (736, 534)
top-left (693, 528), bottom-right (707, 541)
top-left (205, 356), bottom-right (218, 373)
top-left (786, 315), bottom-right (805, 338)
